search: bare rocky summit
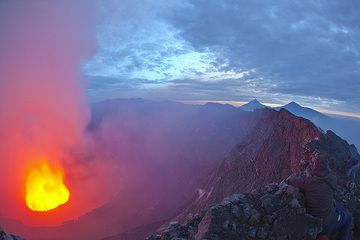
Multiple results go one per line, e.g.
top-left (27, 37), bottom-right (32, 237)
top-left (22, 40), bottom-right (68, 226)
top-left (176, 108), bottom-right (321, 221)
top-left (147, 108), bottom-right (360, 240)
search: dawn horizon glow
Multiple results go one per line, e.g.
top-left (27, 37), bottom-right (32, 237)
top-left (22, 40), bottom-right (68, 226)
top-left (84, 0), bottom-right (360, 117)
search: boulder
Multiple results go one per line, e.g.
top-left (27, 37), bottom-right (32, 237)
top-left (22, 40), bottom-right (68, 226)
top-left (146, 183), bottom-right (322, 240)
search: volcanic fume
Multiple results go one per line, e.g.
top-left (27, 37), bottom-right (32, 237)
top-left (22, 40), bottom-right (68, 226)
top-left (0, 0), bottom-right (108, 226)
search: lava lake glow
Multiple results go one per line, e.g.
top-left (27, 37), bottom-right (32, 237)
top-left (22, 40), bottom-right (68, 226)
top-left (25, 163), bottom-right (70, 212)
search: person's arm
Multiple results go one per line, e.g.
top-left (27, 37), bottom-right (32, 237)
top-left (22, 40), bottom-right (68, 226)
top-left (286, 175), bottom-right (308, 191)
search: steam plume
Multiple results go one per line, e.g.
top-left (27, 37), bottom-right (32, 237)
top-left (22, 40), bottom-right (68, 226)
top-left (0, 0), bottom-right (99, 225)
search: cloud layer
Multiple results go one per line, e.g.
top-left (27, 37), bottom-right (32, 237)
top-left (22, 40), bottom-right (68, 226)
top-left (86, 0), bottom-right (360, 113)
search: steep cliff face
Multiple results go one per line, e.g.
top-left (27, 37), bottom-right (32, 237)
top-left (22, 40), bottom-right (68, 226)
top-left (177, 108), bottom-right (321, 220)
top-left (147, 108), bottom-right (360, 240)
top-left (305, 130), bottom-right (360, 185)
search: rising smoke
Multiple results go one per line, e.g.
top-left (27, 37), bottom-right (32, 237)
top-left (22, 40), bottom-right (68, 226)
top-left (0, 0), bottom-right (118, 226)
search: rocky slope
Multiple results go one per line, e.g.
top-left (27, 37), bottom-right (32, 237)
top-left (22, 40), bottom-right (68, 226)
top-left (147, 183), bottom-right (322, 240)
top-left (147, 177), bottom-right (360, 240)
top-left (147, 109), bottom-right (360, 239)
top-left (176, 108), bottom-right (321, 221)
top-left (273, 101), bottom-right (360, 149)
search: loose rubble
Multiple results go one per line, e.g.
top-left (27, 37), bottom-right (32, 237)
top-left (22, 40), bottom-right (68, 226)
top-left (146, 182), bottom-right (323, 240)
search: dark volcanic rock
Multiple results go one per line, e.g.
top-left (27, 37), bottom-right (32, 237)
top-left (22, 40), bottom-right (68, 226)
top-left (177, 108), bottom-right (321, 221)
top-left (0, 227), bottom-right (25, 240)
top-left (148, 108), bottom-right (360, 240)
top-left (99, 105), bottom-right (360, 240)
top-left (146, 183), bottom-right (322, 240)
top-left (303, 130), bottom-right (360, 239)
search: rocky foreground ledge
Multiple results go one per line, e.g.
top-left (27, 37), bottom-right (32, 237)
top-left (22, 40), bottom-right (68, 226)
top-left (0, 227), bottom-right (25, 240)
top-left (146, 182), bottom-right (328, 240)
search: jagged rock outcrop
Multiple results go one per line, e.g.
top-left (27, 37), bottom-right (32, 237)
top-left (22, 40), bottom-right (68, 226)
top-left (305, 130), bottom-right (360, 238)
top-left (148, 108), bottom-right (360, 240)
top-left (177, 108), bottom-right (321, 221)
top-left (0, 227), bottom-right (25, 240)
top-left (305, 130), bottom-right (360, 184)
top-left (146, 182), bottom-right (322, 240)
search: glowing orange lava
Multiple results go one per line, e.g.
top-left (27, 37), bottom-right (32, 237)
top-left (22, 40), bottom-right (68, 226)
top-left (25, 162), bottom-right (70, 212)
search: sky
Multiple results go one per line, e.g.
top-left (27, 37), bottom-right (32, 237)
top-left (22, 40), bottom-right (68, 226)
top-left (84, 0), bottom-right (360, 116)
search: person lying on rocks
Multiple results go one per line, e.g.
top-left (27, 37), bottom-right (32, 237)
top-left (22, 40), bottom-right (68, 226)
top-left (287, 154), bottom-right (353, 240)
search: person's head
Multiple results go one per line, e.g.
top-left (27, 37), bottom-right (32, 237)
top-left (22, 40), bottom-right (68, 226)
top-left (311, 154), bottom-right (330, 177)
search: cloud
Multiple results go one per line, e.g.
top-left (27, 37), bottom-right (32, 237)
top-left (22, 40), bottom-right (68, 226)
top-left (86, 0), bottom-right (360, 113)
top-left (165, 0), bottom-right (360, 110)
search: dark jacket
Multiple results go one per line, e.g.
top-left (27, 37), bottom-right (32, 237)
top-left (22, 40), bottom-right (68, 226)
top-left (288, 173), bottom-right (337, 226)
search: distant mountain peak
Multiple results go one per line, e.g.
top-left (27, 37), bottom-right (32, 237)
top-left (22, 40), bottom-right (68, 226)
top-left (288, 101), bottom-right (298, 105)
top-left (285, 101), bottom-right (302, 108)
top-left (274, 101), bottom-right (328, 125)
top-left (239, 99), bottom-right (267, 112)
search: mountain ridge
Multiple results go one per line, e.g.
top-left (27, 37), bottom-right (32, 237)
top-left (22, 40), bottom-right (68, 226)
top-left (239, 99), bottom-right (268, 112)
top-left (239, 99), bottom-right (360, 149)
top-left (174, 108), bottom-right (321, 222)
top-left (2, 99), bottom-right (360, 240)
top-left (146, 108), bottom-right (360, 240)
